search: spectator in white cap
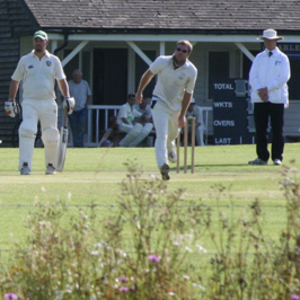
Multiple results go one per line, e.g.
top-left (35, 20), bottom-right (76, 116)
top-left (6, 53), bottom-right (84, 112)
top-left (248, 29), bottom-right (290, 166)
top-left (185, 98), bottom-right (205, 146)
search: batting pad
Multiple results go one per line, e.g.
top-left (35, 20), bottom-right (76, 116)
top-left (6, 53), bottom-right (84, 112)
top-left (42, 127), bottom-right (59, 167)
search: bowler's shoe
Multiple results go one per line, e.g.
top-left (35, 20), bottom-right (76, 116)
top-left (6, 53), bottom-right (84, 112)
top-left (160, 163), bottom-right (170, 181)
top-left (168, 149), bottom-right (177, 163)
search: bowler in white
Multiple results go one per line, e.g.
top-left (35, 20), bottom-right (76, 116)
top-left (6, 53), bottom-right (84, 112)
top-left (136, 40), bottom-right (198, 180)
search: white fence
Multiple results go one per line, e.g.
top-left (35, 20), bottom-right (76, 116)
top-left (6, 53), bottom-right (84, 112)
top-left (86, 105), bottom-right (212, 147)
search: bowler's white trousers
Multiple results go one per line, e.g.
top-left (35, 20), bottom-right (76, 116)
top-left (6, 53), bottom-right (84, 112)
top-left (151, 101), bottom-right (180, 169)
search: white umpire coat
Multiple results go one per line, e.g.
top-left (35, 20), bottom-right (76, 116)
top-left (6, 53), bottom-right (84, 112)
top-left (249, 47), bottom-right (290, 106)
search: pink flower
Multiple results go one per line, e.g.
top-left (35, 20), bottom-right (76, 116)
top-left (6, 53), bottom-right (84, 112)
top-left (119, 286), bottom-right (129, 292)
top-left (148, 255), bottom-right (160, 262)
top-left (118, 277), bottom-right (128, 282)
top-left (291, 295), bottom-right (300, 300)
top-left (4, 294), bottom-right (18, 300)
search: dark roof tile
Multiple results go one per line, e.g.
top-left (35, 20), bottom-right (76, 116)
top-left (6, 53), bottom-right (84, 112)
top-left (23, 0), bottom-right (300, 32)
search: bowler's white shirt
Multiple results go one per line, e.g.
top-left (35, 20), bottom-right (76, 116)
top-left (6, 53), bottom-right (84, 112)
top-left (117, 102), bottom-right (142, 125)
top-left (249, 47), bottom-right (290, 105)
top-left (12, 50), bottom-right (66, 101)
top-left (150, 55), bottom-right (198, 111)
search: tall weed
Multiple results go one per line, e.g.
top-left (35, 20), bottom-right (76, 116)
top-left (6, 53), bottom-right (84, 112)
top-left (1, 161), bottom-right (300, 299)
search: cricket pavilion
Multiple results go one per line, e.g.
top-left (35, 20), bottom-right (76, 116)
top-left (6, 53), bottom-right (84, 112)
top-left (1, 0), bottom-right (300, 146)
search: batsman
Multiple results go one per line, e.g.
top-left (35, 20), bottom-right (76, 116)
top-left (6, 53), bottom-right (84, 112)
top-left (6, 30), bottom-right (75, 175)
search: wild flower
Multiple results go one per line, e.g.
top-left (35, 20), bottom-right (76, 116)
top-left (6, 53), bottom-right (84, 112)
top-left (291, 295), bottom-right (300, 300)
top-left (192, 283), bottom-right (205, 290)
top-left (119, 286), bottom-right (129, 292)
top-left (185, 246), bottom-right (192, 252)
top-left (4, 293), bottom-right (18, 300)
top-left (167, 289), bottom-right (175, 296)
top-left (148, 255), bottom-right (160, 262)
top-left (196, 244), bottom-right (208, 253)
top-left (118, 277), bottom-right (128, 282)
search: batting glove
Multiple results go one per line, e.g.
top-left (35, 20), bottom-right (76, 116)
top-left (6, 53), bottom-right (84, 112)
top-left (63, 96), bottom-right (76, 115)
top-left (4, 100), bottom-right (20, 118)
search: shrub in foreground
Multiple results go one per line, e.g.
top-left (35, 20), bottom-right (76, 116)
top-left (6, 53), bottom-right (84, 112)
top-left (0, 160), bottom-right (206, 299)
top-left (1, 161), bottom-right (300, 299)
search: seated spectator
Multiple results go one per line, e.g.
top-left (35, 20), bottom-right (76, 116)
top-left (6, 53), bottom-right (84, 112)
top-left (185, 98), bottom-right (205, 146)
top-left (117, 93), bottom-right (153, 147)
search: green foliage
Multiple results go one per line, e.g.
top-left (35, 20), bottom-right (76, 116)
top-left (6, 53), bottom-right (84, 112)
top-left (203, 165), bottom-right (300, 300)
top-left (0, 160), bottom-right (207, 299)
top-left (1, 160), bottom-right (300, 299)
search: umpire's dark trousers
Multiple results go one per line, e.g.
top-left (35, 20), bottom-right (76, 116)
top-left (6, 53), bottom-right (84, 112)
top-left (254, 102), bottom-right (284, 162)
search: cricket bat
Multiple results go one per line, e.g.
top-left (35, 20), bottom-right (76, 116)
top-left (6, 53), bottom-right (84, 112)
top-left (97, 116), bottom-right (117, 147)
top-left (56, 109), bottom-right (69, 172)
top-left (97, 128), bottom-right (113, 147)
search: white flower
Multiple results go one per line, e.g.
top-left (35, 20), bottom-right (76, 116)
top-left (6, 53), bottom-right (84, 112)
top-left (185, 246), bottom-right (192, 252)
top-left (136, 221), bottom-right (141, 230)
top-left (90, 250), bottom-right (100, 256)
top-left (183, 275), bottom-right (190, 280)
top-left (55, 291), bottom-right (63, 300)
top-left (196, 244), bottom-right (207, 253)
top-left (185, 234), bottom-right (193, 239)
top-left (192, 283), bottom-right (205, 290)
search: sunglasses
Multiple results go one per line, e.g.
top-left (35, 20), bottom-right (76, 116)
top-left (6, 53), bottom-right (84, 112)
top-left (176, 48), bottom-right (188, 53)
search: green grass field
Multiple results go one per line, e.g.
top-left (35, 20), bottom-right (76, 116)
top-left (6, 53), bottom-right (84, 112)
top-left (0, 143), bottom-right (299, 253)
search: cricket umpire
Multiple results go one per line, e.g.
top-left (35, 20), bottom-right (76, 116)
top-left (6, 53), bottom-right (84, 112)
top-left (6, 30), bottom-right (74, 175)
top-left (136, 40), bottom-right (198, 180)
top-left (248, 29), bottom-right (290, 166)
